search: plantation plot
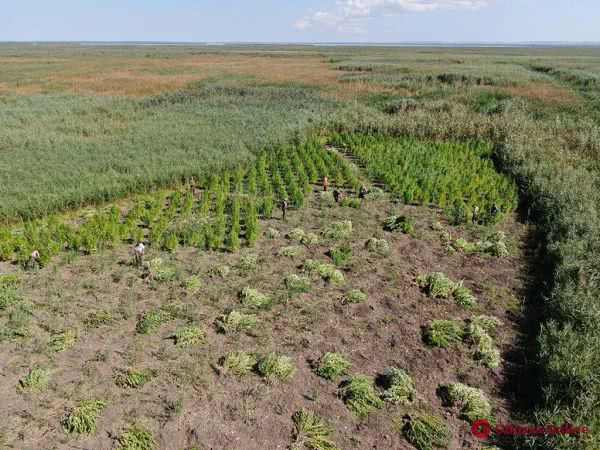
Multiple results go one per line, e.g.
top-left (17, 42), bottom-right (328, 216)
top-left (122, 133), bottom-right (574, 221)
top-left (0, 140), bottom-right (528, 449)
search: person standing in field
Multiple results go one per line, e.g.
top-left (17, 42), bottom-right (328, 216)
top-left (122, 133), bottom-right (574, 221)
top-left (133, 242), bottom-right (145, 268)
top-left (29, 250), bottom-right (40, 269)
top-left (472, 206), bottom-right (480, 224)
top-left (323, 177), bottom-right (329, 192)
top-left (333, 188), bottom-right (341, 205)
top-left (359, 185), bottom-right (368, 200)
top-left (280, 198), bottom-right (289, 221)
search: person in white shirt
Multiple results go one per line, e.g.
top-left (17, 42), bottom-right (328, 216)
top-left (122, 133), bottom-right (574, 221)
top-left (133, 242), bottom-right (145, 268)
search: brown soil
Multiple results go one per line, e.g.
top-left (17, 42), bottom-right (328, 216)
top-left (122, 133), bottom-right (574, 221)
top-left (0, 187), bottom-right (528, 449)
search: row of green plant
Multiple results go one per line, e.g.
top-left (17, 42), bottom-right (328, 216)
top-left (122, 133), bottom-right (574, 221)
top-left (330, 132), bottom-right (518, 224)
top-left (0, 138), bottom-right (357, 267)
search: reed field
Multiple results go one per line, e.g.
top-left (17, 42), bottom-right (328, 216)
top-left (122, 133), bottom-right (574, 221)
top-left (0, 43), bottom-right (599, 449)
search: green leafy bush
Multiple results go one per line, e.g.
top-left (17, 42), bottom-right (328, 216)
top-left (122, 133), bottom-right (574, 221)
top-left (343, 289), bottom-right (367, 304)
top-left (417, 273), bottom-right (457, 299)
top-left (136, 308), bottom-right (171, 335)
top-left (147, 258), bottom-right (177, 282)
top-left (239, 287), bottom-right (272, 309)
top-left (441, 382), bottom-right (492, 422)
top-left (117, 423), bottom-right (155, 450)
top-left (322, 221), bottom-right (353, 240)
top-left (314, 353), bottom-right (351, 380)
top-left (402, 415), bottom-right (452, 450)
top-left (115, 369), bottom-right (156, 388)
top-left (18, 368), bottom-right (51, 393)
top-left (366, 238), bottom-right (390, 256)
top-left (215, 310), bottom-right (257, 333)
top-left (292, 410), bottom-right (339, 450)
top-left (171, 326), bottom-right (204, 348)
top-left (239, 254), bottom-right (258, 272)
top-left (285, 274), bottom-right (312, 294)
top-left (304, 260), bottom-right (345, 285)
top-left (339, 375), bottom-right (384, 418)
top-left (384, 215), bottom-right (416, 234)
top-left (288, 228), bottom-right (306, 242)
top-left (424, 320), bottom-right (463, 348)
top-left (49, 329), bottom-right (78, 353)
top-left (222, 351), bottom-right (258, 376)
top-left (453, 285), bottom-right (477, 309)
top-left (257, 353), bottom-right (297, 382)
top-left (278, 246), bottom-right (304, 257)
top-left (63, 399), bottom-right (109, 435)
top-left (380, 367), bottom-right (415, 404)
top-left (328, 243), bottom-right (352, 267)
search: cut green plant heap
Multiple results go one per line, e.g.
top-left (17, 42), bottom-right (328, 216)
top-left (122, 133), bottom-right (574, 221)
top-left (339, 375), bottom-right (384, 418)
top-left (257, 353), bottom-right (297, 382)
top-left (215, 310), bottom-right (257, 333)
top-left (440, 382), bottom-right (493, 423)
top-left (117, 423), bottom-right (155, 450)
top-left (239, 287), bottom-right (273, 309)
top-left (63, 399), bottom-right (109, 436)
top-left (18, 368), bottom-right (51, 393)
top-left (402, 415), bottom-right (452, 450)
top-left (417, 273), bottom-right (477, 308)
top-left (292, 410), bottom-right (339, 450)
top-left (384, 215), bottom-right (416, 234)
top-left (424, 320), bottom-right (464, 348)
top-left (314, 352), bottom-right (351, 380)
top-left (380, 367), bottom-right (416, 404)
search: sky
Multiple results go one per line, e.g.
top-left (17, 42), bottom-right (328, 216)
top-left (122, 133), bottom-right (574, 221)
top-left (0, 0), bottom-right (598, 43)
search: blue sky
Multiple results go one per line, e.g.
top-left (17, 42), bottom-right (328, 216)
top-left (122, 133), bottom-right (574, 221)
top-left (0, 0), bottom-right (598, 43)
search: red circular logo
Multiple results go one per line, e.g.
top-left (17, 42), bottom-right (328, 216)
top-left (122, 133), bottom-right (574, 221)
top-left (472, 419), bottom-right (492, 439)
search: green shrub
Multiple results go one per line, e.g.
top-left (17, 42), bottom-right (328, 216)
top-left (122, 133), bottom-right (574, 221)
top-left (49, 329), bottom-right (78, 353)
top-left (292, 410), bottom-right (339, 450)
top-left (322, 221), bottom-right (353, 240)
top-left (366, 238), bottom-right (390, 256)
top-left (343, 289), bottom-right (367, 304)
top-left (304, 260), bottom-right (345, 285)
top-left (417, 273), bottom-right (457, 298)
top-left (239, 287), bottom-right (272, 309)
top-left (183, 274), bottom-right (203, 294)
top-left (84, 309), bottom-right (114, 328)
top-left (380, 367), bottom-right (415, 404)
top-left (402, 415), bottom-right (452, 450)
top-left (314, 353), bottom-right (351, 380)
top-left (341, 198), bottom-right (361, 209)
top-left (171, 326), bottom-right (204, 348)
top-left (441, 382), bottom-right (492, 422)
top-left (208, 264), bottom-right (230, 278)
top-left (453, 237), bottom-right (479, 254)
top-left (115, 369), bottom-right (156, 388)
top-left (285, 274), bottom-right (312, 294)
top-left (278, 246), bottom-right (304, 257)
top-left (257, 352), bottom-right (297, 382)
top-left (384, 215), bottom-right (416, 234)
top-left (136, 308), bottom-right (171, 335)
top-left (471, 315), bottom-right (503, 332)
top-left (265, 227), bottom-right (280, 239)
top-left (18, 368), bottom-right (51, 393)
top-left (222, 351), bottom-right (257, 376)
top-left (215, 310), bottom-right (257, 333)
top-left (339, 375), bottom-right (384, 418)
top-left (464, 323), bottom-right (501, 369)
top-left (117, 423), bottom-right (155, 450)
top-left (453, 285), bottom-right (477, 309)
top-left (328, 243), bottom-right (352, 267)
top-left (301, 232), bottom-right (320, 246)
top-left (239, 254), bottom-right (258, 272)
top-left (288, 228), bottom-right (306, 242)
top-left (424, 320), bottom-right (463, 348)
top-left (147, 258), bottom-right (177, 283)
top-left (63, 399), bottom-right (109, 435)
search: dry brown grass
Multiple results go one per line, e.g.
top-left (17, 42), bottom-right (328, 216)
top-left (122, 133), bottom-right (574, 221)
top-left (0, 54), bottom-right (395, 97)
top-left (497, 82), bottom-right (582, 105)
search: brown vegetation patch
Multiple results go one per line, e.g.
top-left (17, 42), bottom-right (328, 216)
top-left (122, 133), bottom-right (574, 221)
top-left (497, 82), bottom-right (582, 105)
top-left (0, 54), bottom-right (397, 97)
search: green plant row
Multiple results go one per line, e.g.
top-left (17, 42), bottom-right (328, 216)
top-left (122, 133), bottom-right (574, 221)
top-left (330, 132), bottom-right (518, 224)
top-left (0, 138), bottom-right (356, 267)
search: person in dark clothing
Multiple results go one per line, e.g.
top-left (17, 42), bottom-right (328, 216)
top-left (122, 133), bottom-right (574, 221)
top-left (359, 185), bottom-right (368, 199)
top-left (491, 203), bottom-right (500, 218)
top-left (333, 189), bottom-right (341, 204)
top-left (280, 198), bottom-right (289, 221)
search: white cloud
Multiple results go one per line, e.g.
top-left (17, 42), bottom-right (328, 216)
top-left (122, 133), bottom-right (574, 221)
top-left (296, 0), bottom-right (492, 32)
